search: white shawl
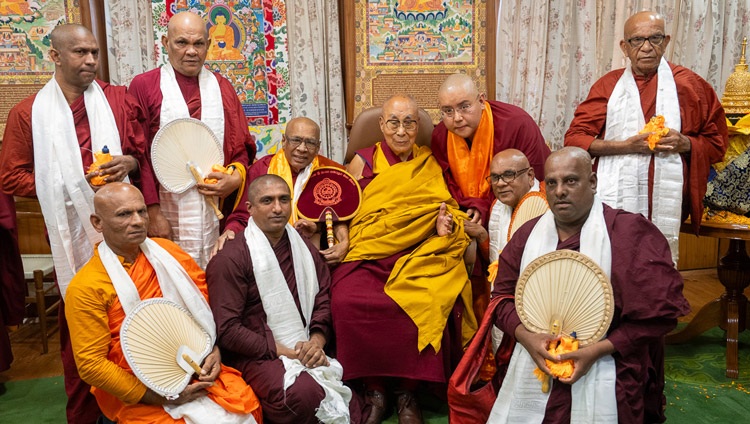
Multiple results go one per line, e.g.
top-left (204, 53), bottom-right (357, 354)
top-left (157, 64), bottom-right (225, 268)
top-left (32, 77), bottom-right (123, 297)
top-left (597, 57), bottom-right (683, 264)
top-left (98, 239), bottom-right (257, 424)
top-left (245, 219), bottom-right (351, 424)
top-left (488, 199), bottom-right (617, 423)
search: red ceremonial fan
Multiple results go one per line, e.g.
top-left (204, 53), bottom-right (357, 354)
top-left (296, 167), bottom-right (362, 248)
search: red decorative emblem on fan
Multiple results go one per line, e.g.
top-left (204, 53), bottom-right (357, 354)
top-left (313, 178), bottom-right (342, 206)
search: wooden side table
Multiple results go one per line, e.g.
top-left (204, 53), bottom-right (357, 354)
top-left (666, 221), bottom-right (750, 378)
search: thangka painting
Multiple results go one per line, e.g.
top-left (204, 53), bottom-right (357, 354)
top-left (0, 0), bottom-right (80, 135)
top-left (151, 0), bottom-right (290, 158)
top-left (355, 0), bottom-right (488, 122)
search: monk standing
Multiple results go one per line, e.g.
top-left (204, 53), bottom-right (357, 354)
top-left (129, 11), bottom-right (256, 268)
top-left (565, 11), bottom-right (728, 264)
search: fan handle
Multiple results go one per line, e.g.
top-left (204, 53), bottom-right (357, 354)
top-left (188, 163), bottom-right (224, 219)
top-left (325, 209), bottom-right (334, 248)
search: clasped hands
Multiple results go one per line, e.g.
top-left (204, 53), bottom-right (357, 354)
top-left (627, 129), bottom-right (691, 154)
top-left (275, 333), bottom-right (329, 369)
top-left (514, 324), bottom-right (614, 386)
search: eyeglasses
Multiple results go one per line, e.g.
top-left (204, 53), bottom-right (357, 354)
top-left (626, 34), bottom-right (666, 49)
top-left (485, 168), bottom-right (530, 184)
top-left (286, 136), bottom-right (320, 149)
top-left (440, 95), bottom-right (481, 118)
top-left (384, 119), bottom-right (418, 131)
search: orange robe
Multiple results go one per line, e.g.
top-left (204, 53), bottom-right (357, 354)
top-left (65, 238), bottom-right (262, 423)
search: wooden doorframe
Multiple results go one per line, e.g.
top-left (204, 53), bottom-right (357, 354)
top-left (79, 0), bottom-right (109, 83)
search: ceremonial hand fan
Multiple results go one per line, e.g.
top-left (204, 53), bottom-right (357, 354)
top-left (120, 298), bottom-right (212, 398)
top-left (151, 118), bottom-right (225, 218)
top-left (507, 192), bottom-right (549, 241)
top-left (515, 250), bottom-right (614, 391)
top-left (296, 167), bottom-right (362, 248)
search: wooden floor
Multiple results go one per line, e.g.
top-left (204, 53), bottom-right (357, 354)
top-left (0, 268), bottom-right (731, 384)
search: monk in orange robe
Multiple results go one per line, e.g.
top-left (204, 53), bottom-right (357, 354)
top-left (65, 183), bottom-right (262, 423)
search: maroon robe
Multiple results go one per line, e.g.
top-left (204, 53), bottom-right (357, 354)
top-left (0, 192), bottom-right (24, 372)
top-left (431, 99), bottom-right (551, 224)
top-left (206, 230), bottom-right (362, 424)
top-left (330, 142), bottom-right (462, 384)
top-left (127, 68), bottom-right (256, 222)
top-left (564, 63), bottom-right (728, 233)
top-left (0, 80), bottom-right (156, 424)
top-left (223, 153), bottom-right (343, 234)
top-left (492, 204), bottom-right (690, 423)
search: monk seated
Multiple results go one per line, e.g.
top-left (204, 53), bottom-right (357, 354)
top-left (65, 183), bottom-right (262, 423)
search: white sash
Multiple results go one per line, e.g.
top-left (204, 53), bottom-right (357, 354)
top-left (488, 199), bottom-right (617, 423)
top-left (488, 179), bottom-right (541, 263)
top-left (32, 77), bottom-right (124, 297)
top-left (97, 239), bottom-right (257, 423)
top-left (158, 64), bottom-right (225, 268)
top-left (597, 57), bottom-right (682, 264)
top-left (291, 161), bottom-right (314, 224)
top-left (244, 219), bottom-right (351, 424)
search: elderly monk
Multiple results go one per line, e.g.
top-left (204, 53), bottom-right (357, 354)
top-left (65, 183), bottom-right (262, 424)
top-left (216, 117), bottom-right (348, 265)
top-left (431, 73), bottom-right (550, 225)
top-left (564, 11), bottom-right (728, 264)
top-left (0, 193), bottom-right (24, 373)
top-left (0, 24), bottom-right (157, 423)
top-left (207, 175), bottom-right (362, 424)
top-left (129, 11), bottom-right (256, 268)
top-left (482, 149), bottom-right (547, 283)
top-left (336, 94), bottom-right (476, 424)
top-left (488, 147), bottom-right (690, 423)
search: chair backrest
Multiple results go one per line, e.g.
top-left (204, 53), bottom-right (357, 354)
top-left (345, 107), bottom-right (435, 163)
top-left (14, 197), bottom-right (51, 255)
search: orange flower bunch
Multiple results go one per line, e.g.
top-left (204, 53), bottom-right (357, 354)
top-left (533, 335), bottom-right (579, 382)
top-left (640, 115), bottom-right (670, 150)
top-left (203, 164), bottom-right (234, 184)
top-left (87, 146), bottom-right (112, 186)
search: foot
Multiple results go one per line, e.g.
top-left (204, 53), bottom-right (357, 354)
top-left (395, 390), bottom-right (423, 424)
top-left (363, 389), bottom-right (388, 424)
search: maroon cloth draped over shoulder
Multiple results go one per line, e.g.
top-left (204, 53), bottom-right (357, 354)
top-left (128, 68), bottom-right (256, 220)
top-left (564, 63), bottom-right (728, 233)
top-left (0, 192), bottom-right (24, 372)
top-left (492, 204), bottom-right (690, 423)
top-left (207, 230), bottom-right (362, 423)
top-left (431, 100), bottom-right (550, 224)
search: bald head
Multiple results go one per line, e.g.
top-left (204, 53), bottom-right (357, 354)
top-left (247, 174), bottom-right (290, 205)
top-left (91, 183), bottom-right (149, 259)
top-left (162, 11), bottom-right (209, 77)
top-left (283, 117), bottom-right (321, 173)
top-left (49, 24), bottom-right (99, 91)
top-left (620, 11), bottom-right (670, 76)
top-left (437, 74), bottom-right (486, 140)
top-left (50, 24), bottom-right (94, 50)
top-left (489, 149), bottom-right (534, 209)
top-left (380, 94), bottom-right (419, 161)
top-left (544, 147), bottom-right (597, 231)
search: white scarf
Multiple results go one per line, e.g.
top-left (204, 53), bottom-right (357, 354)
top-left (292, 162), bottom-right (314, 224)
top-left (98, 239), bottom-right (257, 424)
top-left (488, 199), bottom-right (617, 423)
top-left (597, 57), bottom-right (682, 264)
top-left (245, 219), bottom-right (351, 424)
top-left (488, 179), bottom-right (541, 263)
top-left (32, 77), bottom-right (124, 297)
top-left (158, 64), bottom-right (225, 268)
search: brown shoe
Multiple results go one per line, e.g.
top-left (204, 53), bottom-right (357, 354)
top-left (363, 390), bottom-right (388, 424)
top-left (395, 390), bottom-right (423, 424)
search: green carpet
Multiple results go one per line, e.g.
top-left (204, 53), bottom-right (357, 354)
top-left (0, 376), bottom-right (66, 423)
top-left (1, 328), bottom-right (747, 423)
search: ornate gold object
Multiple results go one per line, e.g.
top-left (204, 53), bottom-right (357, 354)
top-left (722, 37), bottom-right (750, 116)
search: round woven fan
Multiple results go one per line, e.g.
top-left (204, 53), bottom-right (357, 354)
top-left (507, 191), bottom-right (549, 241)
top-left (151, 118), bottom-right (224, 194)
top-left (515, 250), bottom-right (614, 346)
top-left (120, 298), bottom-right (212, 398)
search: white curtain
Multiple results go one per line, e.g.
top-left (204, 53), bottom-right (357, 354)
top-left (105, 0), bottom-right (156, 86)
top-left (286, 1), bottom-right (347, 162)
top-left (105, 1), bottom-right (347, 161)
top-left (497, 0), bottom-right (750, 150)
